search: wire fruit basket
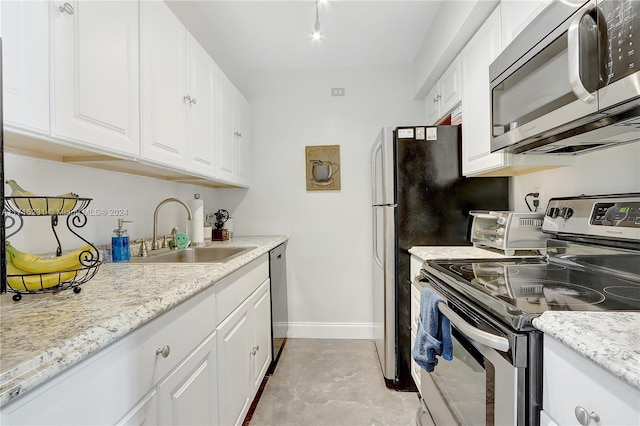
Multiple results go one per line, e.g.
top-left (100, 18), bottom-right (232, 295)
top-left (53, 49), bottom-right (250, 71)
top-left (4, 196), bottom-right (102, 301)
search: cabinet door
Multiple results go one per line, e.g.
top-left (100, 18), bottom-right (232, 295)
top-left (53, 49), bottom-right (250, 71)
top-left (0, 0), bottom-right (49, 135)
top-left (116, 389), bottom-right (158, 426)
top-left (186, 33), bottom-right (217, 178)
top-left (250, 279), bottom-right (272, 390)
top-left (140, 0), bottom-right (187, 168)
top-left (53, 0), bottom-right (139, 157)
top-left (157, 331), bottom-right (218, 426)
top-left (235, 89), bottom-right (251, 187)
top-left (216, 71), bottom-right (237, 182)
top-left (439, 57), bottom-right (461, 117)
top-left (500, 0), bottom-right (551, 49)
top-left (216, 299), bottom-right (252, 426)
top-left (424, 84), bottom-right (440, 125)
top-left (460, 6), bottom-right (507, 176)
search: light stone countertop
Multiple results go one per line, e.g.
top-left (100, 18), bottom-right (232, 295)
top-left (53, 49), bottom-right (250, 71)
top-left (409, 245), bottom-right (521, 261)
top-left (411, 246), bottom-right (640, 390)
top-left (533, 312), bottom-right (640, 390)
top-left (0, 235), bottom-right (287, 407)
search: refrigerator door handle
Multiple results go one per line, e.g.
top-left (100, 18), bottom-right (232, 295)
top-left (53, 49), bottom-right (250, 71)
top-left (371, 139), bottom-right (383, 204)
top-left (372, 208), bottom-right (383, 268)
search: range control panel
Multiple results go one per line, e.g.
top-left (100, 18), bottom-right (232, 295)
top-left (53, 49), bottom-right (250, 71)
top-left (543, 195), bottom-right (640, 241)
top-left (590, 201), bottom-right (640, 227)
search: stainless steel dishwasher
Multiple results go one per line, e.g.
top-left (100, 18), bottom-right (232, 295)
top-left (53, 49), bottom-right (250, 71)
top-left (268, 242), bottom-right (288, 374)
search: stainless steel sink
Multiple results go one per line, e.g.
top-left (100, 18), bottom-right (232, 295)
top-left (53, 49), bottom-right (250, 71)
top-left (130, 246), bottom-right (256, 264)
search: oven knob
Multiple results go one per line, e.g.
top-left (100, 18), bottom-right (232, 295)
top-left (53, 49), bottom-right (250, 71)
top-left (547, 207), bottom-right (560, 218)
top-left (497, 227), bottom-right (505, 236)
top-left (561, 207), bottom-right (574, 219)
top-left (497, 216), bottom-right (507, 225)
top-left (495, 238), bottom-right (503, 246)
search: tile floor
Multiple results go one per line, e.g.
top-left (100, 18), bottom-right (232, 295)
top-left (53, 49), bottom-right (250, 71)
top-left (247, 339), bottom-right (421, 426)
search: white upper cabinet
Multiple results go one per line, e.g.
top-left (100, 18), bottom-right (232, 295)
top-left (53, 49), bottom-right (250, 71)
top-left (0, 1), bottom-right (50, 135)
top-left (461, 6), bottom-right (504, 176)
top-left (235, 89), bottom-right (251, 187)
top-left (52, 0), bottom-right (140, 157)
top-left (185, 33), bottom-right (217, 178)
top-left (500, 0), bottom-right (552, 49)
top-left (140, 0), bottom-right (188, 169)
top-left (216, 72), bottom-right (237, 183)
top-left (425, 57), bottom-right (461, 125)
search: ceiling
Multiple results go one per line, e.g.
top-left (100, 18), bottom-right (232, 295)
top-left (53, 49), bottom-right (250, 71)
top-left (166, 0), bottom-right (442, 80)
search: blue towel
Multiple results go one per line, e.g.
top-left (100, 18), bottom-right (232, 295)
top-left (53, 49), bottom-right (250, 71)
top-left (412, 287), bottom-right (453, 372)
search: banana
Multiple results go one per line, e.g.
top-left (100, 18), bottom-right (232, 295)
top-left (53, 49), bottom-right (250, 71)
top-left (5, 180), bottom-right (79, 215)
top-left (5, 242), bottom-right (94, 274)
top-left (6, 254), bottom-right (76, 291)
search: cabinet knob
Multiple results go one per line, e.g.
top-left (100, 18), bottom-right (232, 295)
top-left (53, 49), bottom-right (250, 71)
top-left (59, 2), bottom-right (74, 15)
top-left (250, 345), bottom-right (259, 356)
top-left (575, 406), bottom-right (600, 426)
top-left (156, 345), bottom-right (171, 358)
top-left (190, 97), bottom-right (197, 105)
top-left (183, 94), bottom-right (192, 103)
top-left (237, 132), bottom-right (242, 138)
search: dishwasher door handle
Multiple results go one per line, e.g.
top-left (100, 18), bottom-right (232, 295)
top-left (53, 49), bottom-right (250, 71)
top-left (437, 302), bottom-right (510, 352)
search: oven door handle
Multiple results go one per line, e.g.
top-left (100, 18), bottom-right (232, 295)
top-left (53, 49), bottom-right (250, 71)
top-left (437, 302), bottom-right (510, 352)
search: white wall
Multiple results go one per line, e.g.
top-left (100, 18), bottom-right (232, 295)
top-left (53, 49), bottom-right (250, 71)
top-left (511, 143), bottom-right (640, 212)
top-left (5, 153), bottom-right (219, 254)
top-left (214, 65), bottom-right (425, 338)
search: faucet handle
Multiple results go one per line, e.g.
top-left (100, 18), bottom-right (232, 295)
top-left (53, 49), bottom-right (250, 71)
top-left (161, 235), bottom-right (170, 249)
top-left (133, 239), bottom-right (149, 257)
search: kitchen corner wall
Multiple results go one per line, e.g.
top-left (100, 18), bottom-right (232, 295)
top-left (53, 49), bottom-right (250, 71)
top-left (214, 64), bottom-right (424, 339)
top-left (511, 143), bottom-right (640, 211)
top-left (4, 152), bottom-right (219, 254)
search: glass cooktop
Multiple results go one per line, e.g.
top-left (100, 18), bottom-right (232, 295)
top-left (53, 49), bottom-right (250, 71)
top-left (424, 254), bottom-right (640, 330)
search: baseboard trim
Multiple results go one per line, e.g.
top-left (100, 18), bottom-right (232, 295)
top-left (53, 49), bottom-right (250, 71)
top-left (282, 322), bottom-right (374, 339)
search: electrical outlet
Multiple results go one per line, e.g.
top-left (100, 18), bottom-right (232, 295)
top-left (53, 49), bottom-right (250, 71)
top-left (534, 187), bottom-right (543, 212)
top-left (331, 88), bottom-right (345, 97)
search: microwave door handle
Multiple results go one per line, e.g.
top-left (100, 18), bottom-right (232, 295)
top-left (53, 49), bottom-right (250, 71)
top-left (568, 2), bottom-right (597, 104)
top-left (437, 302), bottom-right (510, 352)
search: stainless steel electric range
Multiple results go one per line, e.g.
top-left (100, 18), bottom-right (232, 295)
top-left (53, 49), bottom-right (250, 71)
top-left (417, 194), bottom-right (640, 426)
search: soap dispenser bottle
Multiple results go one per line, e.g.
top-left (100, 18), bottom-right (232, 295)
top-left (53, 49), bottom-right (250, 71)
top-left (112, 219), bottom-right (133, 262)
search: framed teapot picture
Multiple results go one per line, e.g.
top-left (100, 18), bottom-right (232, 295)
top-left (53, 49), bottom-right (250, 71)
top-left (305, 145), bottom-right (341, 191)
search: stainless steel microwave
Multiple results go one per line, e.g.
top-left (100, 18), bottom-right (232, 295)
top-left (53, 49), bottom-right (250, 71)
top-left (490, 0), bottom-right (640, 155)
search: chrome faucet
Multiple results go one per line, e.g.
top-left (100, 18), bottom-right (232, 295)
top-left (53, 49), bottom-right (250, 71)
top-left (152, 198), bottom-right (193, 250)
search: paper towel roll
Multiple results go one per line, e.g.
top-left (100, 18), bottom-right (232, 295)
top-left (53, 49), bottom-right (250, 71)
top-left (189, 195), bottom-right (204, 245)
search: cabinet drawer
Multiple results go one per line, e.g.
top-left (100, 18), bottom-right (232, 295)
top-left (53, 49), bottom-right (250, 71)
top-left (1, 287), bottom-right (216, 425)
top-left (215, 254), bottom-right (269, 325)
top-left (543, 336), bottom-right (640, 425)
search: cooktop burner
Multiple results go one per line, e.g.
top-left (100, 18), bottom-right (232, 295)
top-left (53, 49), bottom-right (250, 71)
top-left (425, 256), bottom-right (640, 330)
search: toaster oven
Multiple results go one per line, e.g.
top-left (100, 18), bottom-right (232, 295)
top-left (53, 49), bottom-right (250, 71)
top-left (470, 211), bottom-right (548, 255)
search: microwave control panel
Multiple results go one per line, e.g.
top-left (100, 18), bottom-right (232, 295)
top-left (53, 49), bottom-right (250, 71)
top-left (601, 0), bottom-right (639, 83)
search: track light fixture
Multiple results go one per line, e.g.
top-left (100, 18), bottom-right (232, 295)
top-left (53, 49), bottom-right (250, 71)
top-left (311, 0), bottom-right (322, 41)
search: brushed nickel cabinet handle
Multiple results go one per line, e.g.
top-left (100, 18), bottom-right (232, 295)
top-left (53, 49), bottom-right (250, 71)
top-left (156, 345), bottom-right (171, 358)
top-left (59, 2), bottom-right (74, 15)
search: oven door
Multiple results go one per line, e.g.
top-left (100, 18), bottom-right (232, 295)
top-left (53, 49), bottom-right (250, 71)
top-left (416, 276), bottom-right (525, 426)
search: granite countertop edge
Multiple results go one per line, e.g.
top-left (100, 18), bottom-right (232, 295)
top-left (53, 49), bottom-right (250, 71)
top-left (532, 312), bottom-right (640, 390)
top-left (0, 235), bottom-right (287, 407)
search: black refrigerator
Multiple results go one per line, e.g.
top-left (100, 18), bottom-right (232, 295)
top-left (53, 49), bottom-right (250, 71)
top-left (1, 38), bottom-right (6, 294)
top-left (371, 125), bottom-right (509, 390)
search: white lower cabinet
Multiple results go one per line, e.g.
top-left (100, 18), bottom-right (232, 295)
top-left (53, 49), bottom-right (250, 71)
top-left (217, 278), bottom-right (272, 426)
top-left (1, 256), bottom-right (272, 426)
top-left (543, 335), bottom-right (640, 425)
top-left (157, 331), bottom-right (218, 425)
top-left (410, 255), bottom-right (424, 389)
